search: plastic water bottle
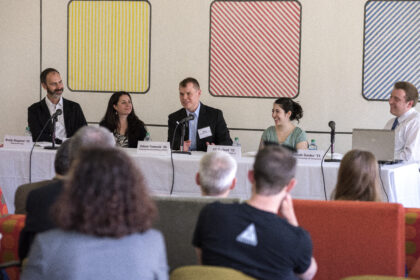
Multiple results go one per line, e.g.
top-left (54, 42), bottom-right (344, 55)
top-left (25, 126), bottom-right (32, 137)
top-left (308, 139), bottom-right (317, 150)
top-left (144, 132), bottom-right (151, 141)
top-left (233, 137), bottom-right (241, 147)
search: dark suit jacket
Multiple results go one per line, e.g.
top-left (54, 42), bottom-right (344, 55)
top-left (28, 98), bottom-right (87, 142)
top-left (167, 103), bottom-right (232, 151)
top-left (14, 178), bottom-right (57, 214)
top-left (18, 180), bottom-right (63, 260)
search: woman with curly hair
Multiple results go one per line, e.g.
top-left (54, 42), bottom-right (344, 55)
top-left (21, 147), bottom-right (168, 280)
top-left (100, 91), bottom-right (147, 148)
top-left (332, 149), bottom-right (382, 202)
top-left (260, 97), bottom-right (308, 150)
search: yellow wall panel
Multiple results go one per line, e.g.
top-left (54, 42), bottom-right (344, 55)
top-left (68, 0), bottom-right (150, 93)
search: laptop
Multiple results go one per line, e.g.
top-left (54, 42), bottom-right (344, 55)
top-left (352, 129), bottom-right (402, 164)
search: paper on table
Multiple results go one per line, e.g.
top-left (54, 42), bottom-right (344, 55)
top-left (36, 142), bottom-right (61, 147)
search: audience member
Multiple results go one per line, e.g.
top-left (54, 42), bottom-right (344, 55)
top-left (21, 147), bottom-right (168, 280)
top-left (100, 91), bottom-right (148, 148)
top-left (18, 126), bottom-right (115, 260)
top-left (260, 97), bottom-right (308, 150)
top-left (28, 68), bottom-right (87, 143)
top-left (384, 81), bottom-right (420, 162)
top-left (196, 151), bottom-right (237, 197)
top-left (14, 139), bottom-right (71, 214)
top-left (193, 146), bottom-right (317, 280)
top-left (332, 149), bottom-right (381, 202)
top-left (168, 77), bottom-right (232, 151)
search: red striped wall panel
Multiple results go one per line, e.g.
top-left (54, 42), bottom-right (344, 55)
top-left (209, 1), bottom-right (302, 98)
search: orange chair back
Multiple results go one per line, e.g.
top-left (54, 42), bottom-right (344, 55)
top-left (405, 208), bottom-right (420, 273)
top-left (0, 214), bottom-right (26, 280)
top-left (292, 200), bottom-right (405, 280)
top-left (0, 187), bottom-right (8, 215)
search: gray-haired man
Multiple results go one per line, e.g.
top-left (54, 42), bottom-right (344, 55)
top-left (196, 151), bottom-right (237, 197)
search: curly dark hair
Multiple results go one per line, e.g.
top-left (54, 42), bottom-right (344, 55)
top-left (100, 91), bottom-right (146, 138)
top-left (53, 147), bottom-right (157, 237)
top-left (274, 97), bottom-right (303, 122)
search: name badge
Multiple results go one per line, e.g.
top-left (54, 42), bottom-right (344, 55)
top-left (207, 145), bottom-right (241, 158)
top-left (3, 135), bottom-right (33, 149)
top-left (294, 149), bottom-right (324, 162)
top-left (137, 141), bottom-right (171, 156)
top-left (198, 127), bottom-right (212, 139)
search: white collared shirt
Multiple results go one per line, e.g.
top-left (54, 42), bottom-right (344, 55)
top-left (45, 96), bottom-right (66, 140)
top-left (384, 108), bottom-right (420, 162)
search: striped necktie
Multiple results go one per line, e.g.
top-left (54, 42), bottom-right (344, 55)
top-left (391, 118), bottom-right (399, 130)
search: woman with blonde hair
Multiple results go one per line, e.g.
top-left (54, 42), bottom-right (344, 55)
top-left (332, 149), bottom-right (381, 202)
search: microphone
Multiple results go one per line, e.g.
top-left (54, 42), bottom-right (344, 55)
top-left (44, 109), bottom-right (63, 150)
top-left (170, 115), bottom-right (193, 155)
top-left (29, 109), bottom-right (63, 182)
top-left (328, 121), bottom-right (335, 145)
top-left (328, 121), bottom-right (335, 131)
top-left (324, 120), bottom-right (340, 162)
top-left (177, 114), bottom-right (195, 124)
top-left (51, 109), bottom-right (62, 120)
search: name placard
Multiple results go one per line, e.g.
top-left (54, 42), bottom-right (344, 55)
top-left (3, 135), bottom-right (33, 149)
top-left (294, 149), bottom-right (324, 161)
top-left (137, 141), bottom-right (171, 156)
top-left (207, 145), bottom-right (241, 158)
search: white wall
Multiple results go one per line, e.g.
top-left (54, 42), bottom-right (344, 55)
top-left (0, 0), bottom-right (408, 154)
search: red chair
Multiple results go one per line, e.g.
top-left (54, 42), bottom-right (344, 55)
top-left (404, 208), bottom-right (420, 273)
top-left (0, 186), bottom-right (25, 280)
top-left (291, 200), bottom-right (405, 279)
top-left (0, 188), bottom-right (8, 216)
top-left (0, 215), bottom-right (26, 280)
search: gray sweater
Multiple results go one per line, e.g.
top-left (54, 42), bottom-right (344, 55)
top-left (21, 229), bottom-right (168, 280)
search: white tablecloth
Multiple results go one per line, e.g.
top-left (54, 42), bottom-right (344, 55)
top-left (1, 147), bottom-right (420, 213)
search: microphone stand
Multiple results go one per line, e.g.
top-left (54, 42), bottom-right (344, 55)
top-left (44, 115), bottom-right (59, 150)
top-left (29, 111), bottom-right (60, 182)
top-left (180, 123), bottom-right (186, 151)
top-left (171, 122), bottom-right (191, 155)
top-left (324, 128), bottom-right (340, 162)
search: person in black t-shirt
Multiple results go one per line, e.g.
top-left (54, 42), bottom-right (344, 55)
top-left (193, 146), bottom-right (317, 280)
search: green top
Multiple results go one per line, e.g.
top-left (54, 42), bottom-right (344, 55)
top-left (261, 126), bottom-right (307, 149)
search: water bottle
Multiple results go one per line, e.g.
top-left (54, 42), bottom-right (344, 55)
top-left (25, 126), bottom-right (32, 137)
top-left (308, 139), bottom-right (317, 150)
top-left (144, 132), bottom-right (151, 141)
top-left (233, 137), bottom-right (241, 147)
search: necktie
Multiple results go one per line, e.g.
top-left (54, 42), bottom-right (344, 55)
top-left (391, 118), bottom-right (399, 130)
top-left (188, 113), bottom-right (197, 151)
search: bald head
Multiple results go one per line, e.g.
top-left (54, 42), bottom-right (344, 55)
top-left (69, 126), bottom-right (115, 164)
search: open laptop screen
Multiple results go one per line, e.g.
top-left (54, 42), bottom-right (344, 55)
top-left (352, 129), bottom-right (398, 163)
